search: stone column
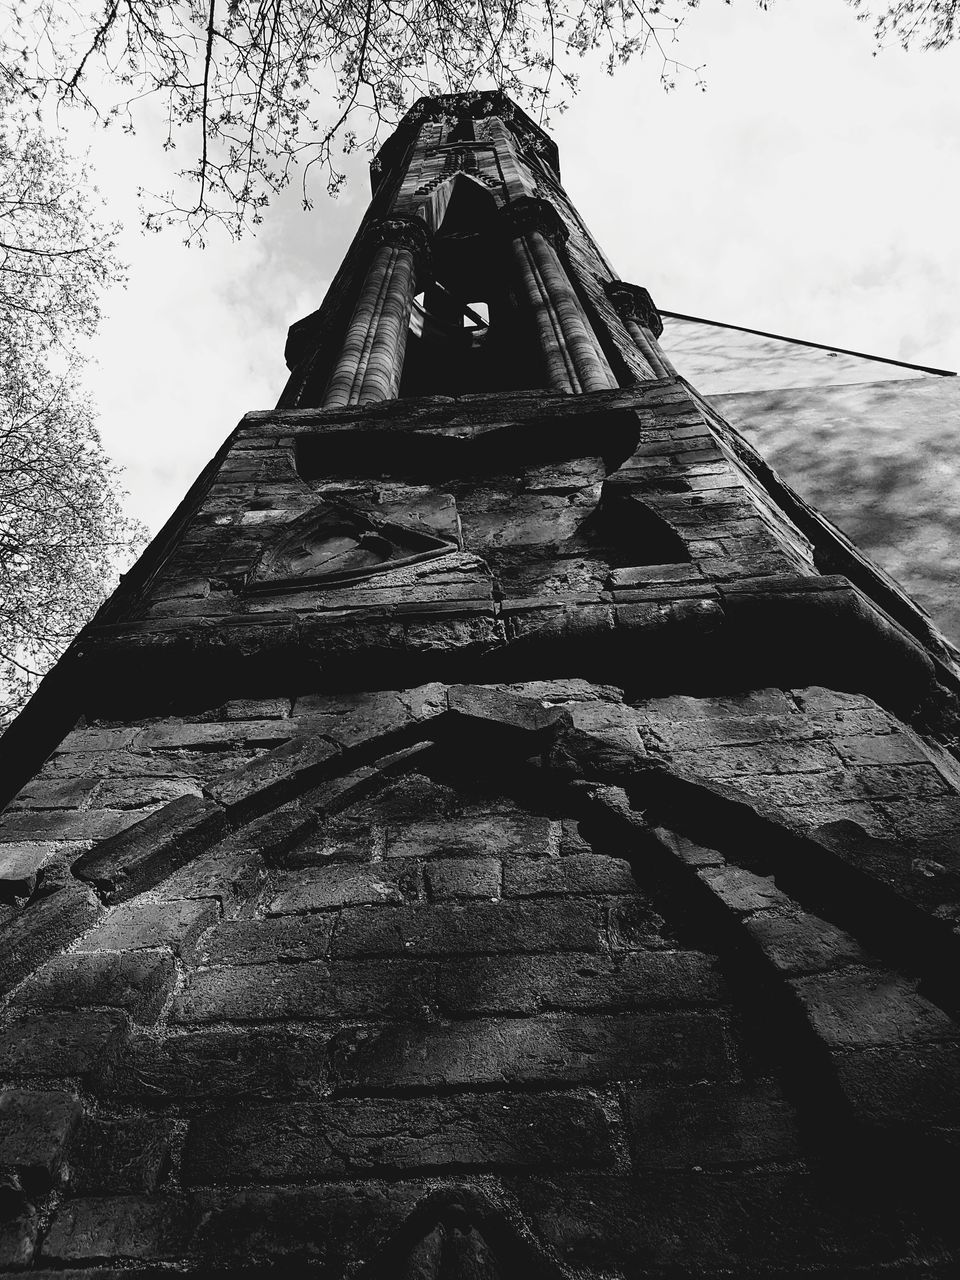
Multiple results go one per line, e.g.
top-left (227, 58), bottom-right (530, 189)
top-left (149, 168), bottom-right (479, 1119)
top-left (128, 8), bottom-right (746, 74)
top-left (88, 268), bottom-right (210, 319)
top-left (502, 198), bottom-right (616, 394)
top-left (323, 217), bottom-right (432, 409)
top-left (605, 282), bottom-right (676, 381)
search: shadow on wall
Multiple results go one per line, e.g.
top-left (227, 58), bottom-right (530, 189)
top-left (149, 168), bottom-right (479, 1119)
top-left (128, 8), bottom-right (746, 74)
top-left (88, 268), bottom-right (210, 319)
top-left (708, 378), bottom-right (960, 648)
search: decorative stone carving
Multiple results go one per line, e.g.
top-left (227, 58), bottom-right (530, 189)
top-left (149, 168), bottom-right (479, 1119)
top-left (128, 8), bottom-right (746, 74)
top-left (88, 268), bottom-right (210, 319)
top-left (603, 280), bottom-right (664, 338)
top-left (499, 195), bottom-right (568, 249)
top-left (366, 1190), bottom-right (565, 1280)
top-left (250, 501), bottom-right (457, 590)
top-left (603, 279), bottom-right (675, 379)
top-left (363, 214), bottom-right (434, 283)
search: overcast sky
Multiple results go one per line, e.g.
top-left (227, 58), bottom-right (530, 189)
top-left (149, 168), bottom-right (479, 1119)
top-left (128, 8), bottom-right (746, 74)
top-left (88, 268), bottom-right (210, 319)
top-left (72, 0), bottom-right (960, 537)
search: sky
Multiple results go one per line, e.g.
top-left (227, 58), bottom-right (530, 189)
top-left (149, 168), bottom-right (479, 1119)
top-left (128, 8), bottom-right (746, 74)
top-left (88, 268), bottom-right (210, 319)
top-left (68, 0), bottom-right (960, 539)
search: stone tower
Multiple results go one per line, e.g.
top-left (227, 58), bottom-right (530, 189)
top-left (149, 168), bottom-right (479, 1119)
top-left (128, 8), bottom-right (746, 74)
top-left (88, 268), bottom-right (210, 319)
top-left (2, 90), bottom-right (960, 1276)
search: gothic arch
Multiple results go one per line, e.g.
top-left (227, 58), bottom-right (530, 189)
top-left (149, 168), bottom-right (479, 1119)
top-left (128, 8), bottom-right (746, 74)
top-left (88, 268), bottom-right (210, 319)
top-left (416, 170), bottom-right (502, 236)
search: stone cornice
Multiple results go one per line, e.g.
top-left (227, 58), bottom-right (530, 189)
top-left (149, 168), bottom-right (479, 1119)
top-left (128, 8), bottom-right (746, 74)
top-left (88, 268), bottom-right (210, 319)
top-left (498, 196), bottom-right (568, 248)
top-left (364, 214), bottom-right (433, 278)
top-left (604, 281), bottom-right (664, 338)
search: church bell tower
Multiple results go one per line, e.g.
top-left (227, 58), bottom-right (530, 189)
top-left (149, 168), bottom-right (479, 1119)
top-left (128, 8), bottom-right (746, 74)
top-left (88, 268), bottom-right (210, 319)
top-left (2, 91), bottom-right (960, 1276)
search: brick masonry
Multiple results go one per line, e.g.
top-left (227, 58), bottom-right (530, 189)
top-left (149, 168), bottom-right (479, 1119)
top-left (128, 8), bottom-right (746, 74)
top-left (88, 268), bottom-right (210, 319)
top-left (1, 91), bottom-right (960, 1278)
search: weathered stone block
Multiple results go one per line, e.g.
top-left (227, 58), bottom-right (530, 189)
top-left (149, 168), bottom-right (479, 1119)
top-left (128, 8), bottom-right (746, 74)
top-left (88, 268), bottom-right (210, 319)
top-left (330, 899), bottom-right (605, 957)
top-left (606, 898), bottom-right (670, 950)
top-left (789, 968), bottom-right (956, 1048)
top-left (0, 1011), bottom-right (127, 1078)
top-left (653, 828), bottom-right (724, 867)
top-left (0, 1089), bottom-right (81, 1188)
top-left (511, 1171), bottom-right (903, 1269)
top-left (11, 950), bottom-right (175, 1024)
top-left (743, 912), bottom-right (870, 977)
top-left (157, 849), bottom-right (265, 907)
top-left (222, 698), bottom-right (291, 720)
top-left (278, 819), bottom-right (373, 867)
top-left (882, 796), bottom-right (960, 853)
top-left (608, 563), bottom-right (703, 586)
top-left (446, 684), bottom-right (570, 739)
top-left (70, 1115), bottom-right (173, 1193)
top-left (80, 898), bottom-right (217, 959)
top-left (42, 1195), bottom-right (193, 1263)
top-left (92, 778), bottom-right (203, 809)
top-left (56, 728), bottom-right (139, 754)
top-left (72, 795), bottom-right (227, 901)
top-left (11, 777), bottom-right (100, 810)
top-left (291, 690), bottom-right (421, 748)
top-left (735, 765), bottom-right (948, 809)
top-left (0, 1212), bottom-right (37, 1268)
top-left (624, 1081), bottom-right (801, 1169)
top-left (831, 1041), bottom-right (960, 1133)
top-left (386, 815), bottom-right (553, 859)
top-left (204, 736), bottom-right (341, 814)
top-left (670, 740), bottom-right (839, 777)
top-left (331, 1011), bottom-right (733, 1088)
top-left (698, 866), bottom-right (790, 915)
top-left (639, 712), bottom-right (815, 752)
top-left (792, 687), bottom-right (880, 715)
top-left (268, 862), bottom-right (417, 914)
top-left (502, 853), bottom-right (634, 897)
top-left (0, 809), bottom-right (136, 843)
top-left (171, 959), bottom-right (436, 1023)
top-left (832, 731), bottom-right (930, 768)
top-left (136, 720), bottom-right (291, 750)
top-left (0, 882), bottom-right (101, 997)
top-left (424, 857), bottom-right (500, 900)
top-left (107, 1029), bottom-right (327, 1101)
top-left (183, 1091), bottom-right (613, 1183)
top-left (201, 915), bottom-right (334, 965)
top-left (437, 951), bottom-right (725, 1016)
top-left (190, 1183), bottom-right (419, 1266)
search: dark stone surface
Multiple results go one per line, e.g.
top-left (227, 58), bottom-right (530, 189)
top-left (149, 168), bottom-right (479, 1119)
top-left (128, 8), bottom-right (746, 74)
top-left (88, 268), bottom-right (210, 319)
top-left (328, 899), bottom-right (606, 957)
top-left (182, 1092), bottom-right (613, 1183)
top-left (0, 1011), bottom-right (128, 1079)
top-left (70, 1115), bottom-right (174, 1193)
top-left (11, 950), bottom-right (175, 1024)
top-left (330, 1011), bottom-right (734, 1088)
top-left (789, 968), bottom-right (955, 1048)
top-left (624, 1081), bottom-right (801, 1169)
top-left (0, 882), bottom-right (100, 996)
top-left (200, 916), bottom-right (335, 966)
top-left (437, 950), bottom-right (726, 1016)
top-left (0, 1088), bottom-right (81, 1188)
top-left (81, 898), bottom-right (217, 959)
top-left (72, 795), bottom-right (226, 901)
top-left (171, 959), bottom-right (437, 1023)
top-left (502, 853), bottom-right (635, 897)
top-left (106, 1029), bottom-right (328, 1102)
top-left (43, 1194), bottom-right (195, 1263)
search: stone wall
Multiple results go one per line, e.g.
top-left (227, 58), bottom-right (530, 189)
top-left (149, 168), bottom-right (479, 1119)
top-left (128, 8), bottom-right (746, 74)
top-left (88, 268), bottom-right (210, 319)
top-left (2, 680), bottom-right (960, 1273)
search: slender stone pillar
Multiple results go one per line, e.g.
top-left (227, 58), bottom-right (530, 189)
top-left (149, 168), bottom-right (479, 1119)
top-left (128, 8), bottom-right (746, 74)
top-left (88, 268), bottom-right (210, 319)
top-left (324, 217), bottom-right (432, 408)
top-left (605, 282), bottom-right (676, 380)
top-left (502, 198), bottom-right (616, 394)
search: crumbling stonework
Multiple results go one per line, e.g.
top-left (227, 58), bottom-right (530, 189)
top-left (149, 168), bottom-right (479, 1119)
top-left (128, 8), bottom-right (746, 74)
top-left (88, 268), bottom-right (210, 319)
top-left (2, 91), bottom-right (960, 1276)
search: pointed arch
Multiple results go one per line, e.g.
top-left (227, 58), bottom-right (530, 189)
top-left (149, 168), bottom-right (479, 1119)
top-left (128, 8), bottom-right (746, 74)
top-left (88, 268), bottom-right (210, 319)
top-left (248, 500), bottom-right (458, 591)
top-left (416, 170), bottom-right (502, 236)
